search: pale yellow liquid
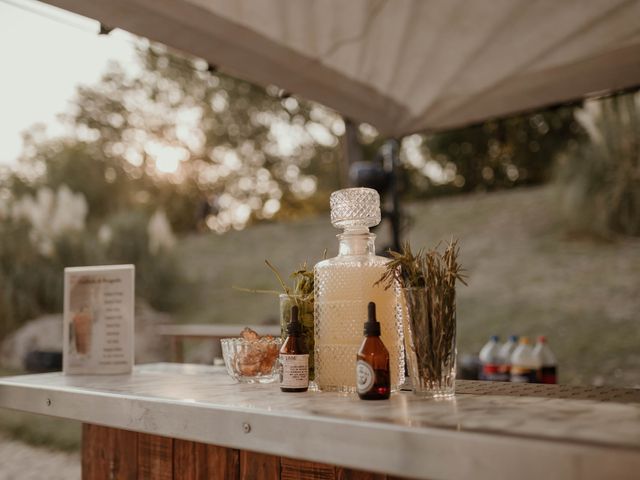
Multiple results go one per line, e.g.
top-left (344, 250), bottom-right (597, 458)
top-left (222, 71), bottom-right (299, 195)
top-left (314, 260), bottom-right (404, 392)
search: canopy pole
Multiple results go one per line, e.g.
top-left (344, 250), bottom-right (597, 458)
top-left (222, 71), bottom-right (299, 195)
top-left (381, 138), bottom-right (402, 252)
top-left (341, 119), bottom-right (362, 187)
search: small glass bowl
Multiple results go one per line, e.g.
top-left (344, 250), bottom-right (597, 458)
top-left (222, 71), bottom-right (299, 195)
top-left (221, 337), bottom-right (281, 384)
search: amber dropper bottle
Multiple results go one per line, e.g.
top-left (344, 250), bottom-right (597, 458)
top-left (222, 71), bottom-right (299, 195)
top-left (280, 305), bottom-right (309, 392)
top-left (356, 302), bottom-right (390, 400)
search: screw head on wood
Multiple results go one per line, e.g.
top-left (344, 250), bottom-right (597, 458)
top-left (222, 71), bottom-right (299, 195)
top-left (242, 422), bottom-right (251, 433)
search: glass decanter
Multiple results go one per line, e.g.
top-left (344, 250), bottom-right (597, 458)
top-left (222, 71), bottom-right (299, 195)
top-left (314, 188), bottom-right (404, 392)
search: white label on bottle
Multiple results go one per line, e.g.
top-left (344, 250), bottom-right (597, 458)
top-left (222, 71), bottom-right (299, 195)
top-left (356, 360), bottom-right (375, 394)
top-left (280, 354), bottom-right (309, 389)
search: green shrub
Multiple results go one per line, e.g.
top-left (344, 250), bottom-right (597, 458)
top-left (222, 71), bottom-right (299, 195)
top-left (0, 220), bottom-right (96, 337)
top-left (555, 93), bottom-right (640, 237)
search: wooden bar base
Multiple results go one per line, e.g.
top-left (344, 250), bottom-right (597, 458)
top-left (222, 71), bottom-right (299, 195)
top-left (82, 424), bottom-right (411, 480)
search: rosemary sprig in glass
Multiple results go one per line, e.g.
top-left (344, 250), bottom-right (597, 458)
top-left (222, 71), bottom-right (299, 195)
top-left (377, 240), bottom-right (467, 388)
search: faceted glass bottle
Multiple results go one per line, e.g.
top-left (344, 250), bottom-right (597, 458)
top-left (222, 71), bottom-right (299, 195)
top-left (314, 188), bottom-right (404, 392)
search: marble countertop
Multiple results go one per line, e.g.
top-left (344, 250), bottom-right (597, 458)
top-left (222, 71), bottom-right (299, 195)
top-left (1, 363), bottom-right (639, 479)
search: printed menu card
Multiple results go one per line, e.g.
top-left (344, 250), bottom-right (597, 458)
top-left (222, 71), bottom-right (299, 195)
top-left (63, 265), bottom-right (134, 374)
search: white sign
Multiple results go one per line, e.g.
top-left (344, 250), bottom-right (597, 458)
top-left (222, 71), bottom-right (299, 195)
top-left (63, 265), bottom-right (134, 374)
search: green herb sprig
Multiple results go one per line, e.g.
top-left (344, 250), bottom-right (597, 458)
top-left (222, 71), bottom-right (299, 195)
top-left (377, 240), bottom-right (467, 389)
top-left (377, 240), bottom-right (467, 291)
top-left (264, 259), bottom-right (314, 303)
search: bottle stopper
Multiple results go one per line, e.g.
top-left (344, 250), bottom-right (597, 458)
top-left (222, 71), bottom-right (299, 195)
top-left (330, 188), bottom-right (381, 230)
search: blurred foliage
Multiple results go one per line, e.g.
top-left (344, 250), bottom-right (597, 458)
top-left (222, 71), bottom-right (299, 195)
top-left (0, 219), bottom-right (94, 336)
top-left (5, 41), bottom-right (620, 236)
top-left (103, 211), bottom-right (186, 312)
top-left (398, 107), bottom-right (585, 198)
top-left (0, 207), bottom-right (187, 339)
top-left (555, 93), bottom-right (640, 237)
top-left (6, 45), bottom-right (343, 234)
top-left (3, 43), bottom-right (592, 236)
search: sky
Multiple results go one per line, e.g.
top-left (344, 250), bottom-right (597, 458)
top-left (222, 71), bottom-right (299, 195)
top-left (0, 0), bottom-right (136, 165)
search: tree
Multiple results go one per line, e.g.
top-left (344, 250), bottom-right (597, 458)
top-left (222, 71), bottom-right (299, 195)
top-left (556, 93), bottom-right (640, 236)
top-left (13, 44), bottom-right (343, 232)
top-left (399, 107), bottom-right (585, 198)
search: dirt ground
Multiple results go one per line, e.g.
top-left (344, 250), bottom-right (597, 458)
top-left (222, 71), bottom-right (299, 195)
top-left (0, 434), bottom-right (79, 480)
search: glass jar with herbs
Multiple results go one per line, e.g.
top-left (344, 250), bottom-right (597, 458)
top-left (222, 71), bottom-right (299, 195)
top-left (273, 261), bottom-right (315, 380)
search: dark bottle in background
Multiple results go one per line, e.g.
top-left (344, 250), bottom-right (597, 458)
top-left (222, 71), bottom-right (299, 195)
top-left (533, 335), bottom-right (557, 384)
top-left (356, 302), bottom-right (390, 400)
top-left (280, 305), bottom-right (309, 392)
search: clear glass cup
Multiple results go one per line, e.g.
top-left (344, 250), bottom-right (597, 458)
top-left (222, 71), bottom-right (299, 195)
top-left (402, 287), bottom-right (456, 398)
top-left (221, 337), bottom-right (281, 384)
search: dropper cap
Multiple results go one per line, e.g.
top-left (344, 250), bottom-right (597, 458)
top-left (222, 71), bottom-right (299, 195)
top-left (363, 302), bottom-right (381, 336)
top-left (287, 305), bottom-right (302, 336)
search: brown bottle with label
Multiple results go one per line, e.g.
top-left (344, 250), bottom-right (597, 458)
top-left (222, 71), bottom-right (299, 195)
top-left (280, 305), bottom-right (309, 392)
top-left (356, 302), bottom-right (390, 400)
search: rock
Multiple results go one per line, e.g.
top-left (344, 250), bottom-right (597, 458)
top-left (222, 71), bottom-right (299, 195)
top-left (0, 315), bottom-right (63, 370)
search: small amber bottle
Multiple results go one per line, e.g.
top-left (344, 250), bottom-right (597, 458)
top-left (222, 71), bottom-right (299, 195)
top-left (356, 302), bottom-right (390, 400)
top-left (280, 305), bottom-right (309, 392)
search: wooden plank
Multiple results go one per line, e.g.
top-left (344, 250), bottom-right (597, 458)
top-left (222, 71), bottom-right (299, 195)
top-left (82, 424), bottom-right (137, 480)
top-left (206, 444), bottom-right (240, 480)
top-left (239, 450), bottom-right (280, 480)
top-left (281, 457), bottom-right (336, 479)
top-left (138, 433), bottom-right (173, 480)
top-left (173, 440), bottom-right (241, 480)
top-left (174, 439), bottom-right (204, 480)
top-left (336, 468), bottom-right (387, 480)
top-left (170, 337), bottom-right (184, 363)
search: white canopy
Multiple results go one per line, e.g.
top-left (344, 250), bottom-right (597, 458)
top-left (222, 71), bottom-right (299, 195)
top-left (43, 0), bottom-right (640, 137)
